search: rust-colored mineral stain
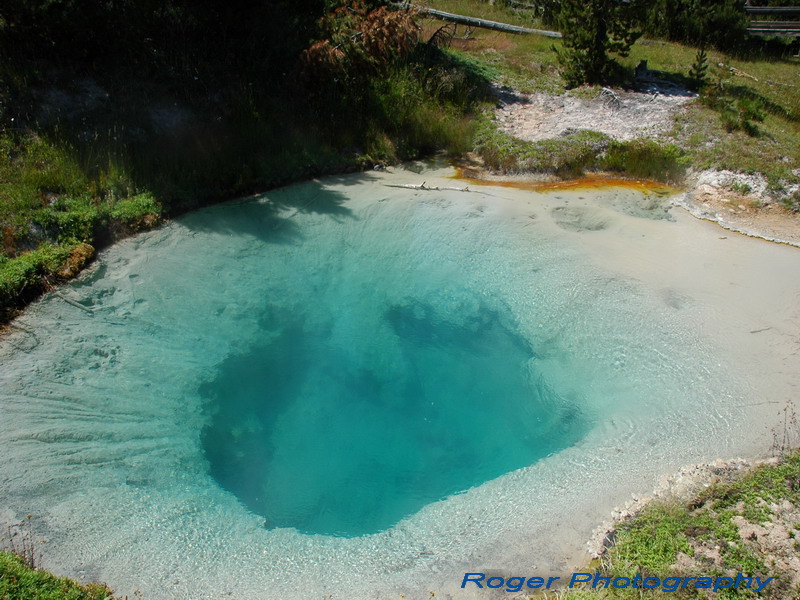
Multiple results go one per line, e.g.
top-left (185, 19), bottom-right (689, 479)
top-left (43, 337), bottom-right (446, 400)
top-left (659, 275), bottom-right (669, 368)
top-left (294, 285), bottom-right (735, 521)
top-left (451, 167), bottom-right (678, 195)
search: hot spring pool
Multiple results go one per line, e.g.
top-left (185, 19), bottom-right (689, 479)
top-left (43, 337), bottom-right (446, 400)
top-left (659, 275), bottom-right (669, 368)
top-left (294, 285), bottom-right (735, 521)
top-left (202, 297), bottom-right (588, 537)
top-left (1, 165), bottom-right (798, 599)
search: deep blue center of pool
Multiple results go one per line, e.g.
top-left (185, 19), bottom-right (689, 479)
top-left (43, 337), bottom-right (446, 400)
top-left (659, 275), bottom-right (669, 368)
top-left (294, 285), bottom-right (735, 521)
top-left (201, 299), bottom-right (587, 537)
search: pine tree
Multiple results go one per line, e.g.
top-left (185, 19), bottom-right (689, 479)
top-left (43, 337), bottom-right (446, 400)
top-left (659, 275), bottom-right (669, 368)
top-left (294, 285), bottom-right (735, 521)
top-left (688, 46), bottom-right (708, 90)
top-left (556, 0), bottom-right (643, 87)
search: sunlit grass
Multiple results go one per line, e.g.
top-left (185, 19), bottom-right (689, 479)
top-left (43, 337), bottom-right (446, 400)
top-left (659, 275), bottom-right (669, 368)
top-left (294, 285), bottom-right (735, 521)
top-left (562, 451), bottom-right (800, 599)
top-left (0, 552), bottom-right (116, 600)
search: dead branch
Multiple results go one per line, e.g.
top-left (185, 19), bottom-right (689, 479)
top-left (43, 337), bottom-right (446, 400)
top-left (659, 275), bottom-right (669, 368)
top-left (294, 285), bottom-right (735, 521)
top-left (384, 182), bottom-right (471, 191)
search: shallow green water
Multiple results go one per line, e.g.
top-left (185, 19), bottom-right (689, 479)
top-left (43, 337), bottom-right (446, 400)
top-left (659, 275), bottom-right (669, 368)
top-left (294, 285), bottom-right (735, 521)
top-left (202, 298), bottom-right (586, 536)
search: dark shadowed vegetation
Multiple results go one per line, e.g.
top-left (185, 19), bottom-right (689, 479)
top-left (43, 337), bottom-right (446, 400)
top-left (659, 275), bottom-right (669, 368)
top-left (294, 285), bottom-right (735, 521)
top-left (0, 0), bottom-right (493, 321)
top-left (1, 0), bottom-right (799, 321)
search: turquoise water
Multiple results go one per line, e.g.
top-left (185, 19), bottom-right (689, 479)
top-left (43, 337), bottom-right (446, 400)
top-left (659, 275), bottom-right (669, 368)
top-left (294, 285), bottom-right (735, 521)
top-left (2, 169), bottom-right (790, 600)
top-left (201, 299), bottom-right (586, 536)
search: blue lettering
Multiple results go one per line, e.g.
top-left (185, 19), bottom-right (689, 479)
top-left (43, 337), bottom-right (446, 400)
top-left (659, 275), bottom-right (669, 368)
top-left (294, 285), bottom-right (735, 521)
top-left (569, 573), bottom-right (592, 586)
top-left (487, 577), bottom-right (505, 589)
top-left (526, 577), bottom-right (544, 589)
top-left (642, 577), bottom-right (660, 589)
top-left (662, 577), bottom-right (681, 592)
top-left (713, 576), bottom-right (734, 592)
top-left (612, 577), bottom-right (631, 588)
top-left (695, 577), bottom-right (713, 589)
top-left (506, 577), bottom-right (525, 593)
top-left (754, 577), bottom-right (773, 592)
top-left (461, 573), bottom-right (485, 588)
top-left (592, 574), bottom-right (612, 589)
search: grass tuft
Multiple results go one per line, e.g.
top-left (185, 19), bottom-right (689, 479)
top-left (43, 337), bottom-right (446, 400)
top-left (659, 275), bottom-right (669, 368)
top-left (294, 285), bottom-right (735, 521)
top-left (564, 450), bottom-right (800, 599)
top-left (0, 552), bottom-right (116, 600)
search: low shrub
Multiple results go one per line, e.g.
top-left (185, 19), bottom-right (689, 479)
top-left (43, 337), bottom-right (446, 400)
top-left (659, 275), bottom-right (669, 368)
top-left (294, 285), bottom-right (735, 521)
top-left (602, 139), bottom-right (689, 182)
top-left (0, 243), bottom-right (86, 319)
top-left (110, 193), bottom-right (161, 231)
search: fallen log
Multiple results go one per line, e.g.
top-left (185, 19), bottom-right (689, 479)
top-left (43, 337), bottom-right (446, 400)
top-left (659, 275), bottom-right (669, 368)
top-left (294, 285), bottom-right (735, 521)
top-left (505, 0), bottom-right (540, 9)
top-left (52, 291), bottom-right (94, 314)
top-left (384, 182), bottom-right (471, 191)
top-left (718, 63), bottom-right (759, 81)
top-left (396, 3), bottom-right (562, 37)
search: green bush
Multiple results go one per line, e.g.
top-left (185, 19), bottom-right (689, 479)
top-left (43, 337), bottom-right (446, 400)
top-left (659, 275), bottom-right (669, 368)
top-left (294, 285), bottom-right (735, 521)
top-left (688, 47), bottom-right (709, 91)
top-left (53, 206), bottom-right (104, 244)
top-left (28, 198), bottom-right (104, 245)
top-left (602, 139), bottom-right (689, 182)
top-left (555, 0), bottom-right (642, 87)
top-left (363, 61), bottom-right (487, 161)
top-left (110, 193), bottom-right (161, 229)
top-left (475, 118), bottom-right (686, 181)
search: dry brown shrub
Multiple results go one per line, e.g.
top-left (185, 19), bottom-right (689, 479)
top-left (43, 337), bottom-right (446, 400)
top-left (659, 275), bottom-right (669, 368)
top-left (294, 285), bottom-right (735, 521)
top-left (57, 242), bottom-right (94, 279)
top-left (2, 226), bottom-right (17, 256)
top-left (300, 2), bottom-right (419, 84)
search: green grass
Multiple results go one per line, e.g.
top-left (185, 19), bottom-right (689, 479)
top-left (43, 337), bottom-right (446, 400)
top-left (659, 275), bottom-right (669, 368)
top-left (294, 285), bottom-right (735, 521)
top-left (0, 552), bottom-right (116, 600)
top-left (0, 133), bottom-right (167, 320)
top-left (473, 115), bottom-right (605, 175)
top-left (699, 453), bottom-right (800, 523)
top-left (418, 0), bottom-right (799, 189)
top-left (418, 13), bottom-right (566, 93)
top-left (562, 451), bottom-right (800, 599)
top-left (620, 42), bottom-right (800, 188)
top-left (0, 134), bottom-right (161, 247)
top-left (610, 503), bottom-right (695, 578)
top-left (0, 241), bottom-right (94, 320)
top-left (603, 139), bottom-right (690, 182)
